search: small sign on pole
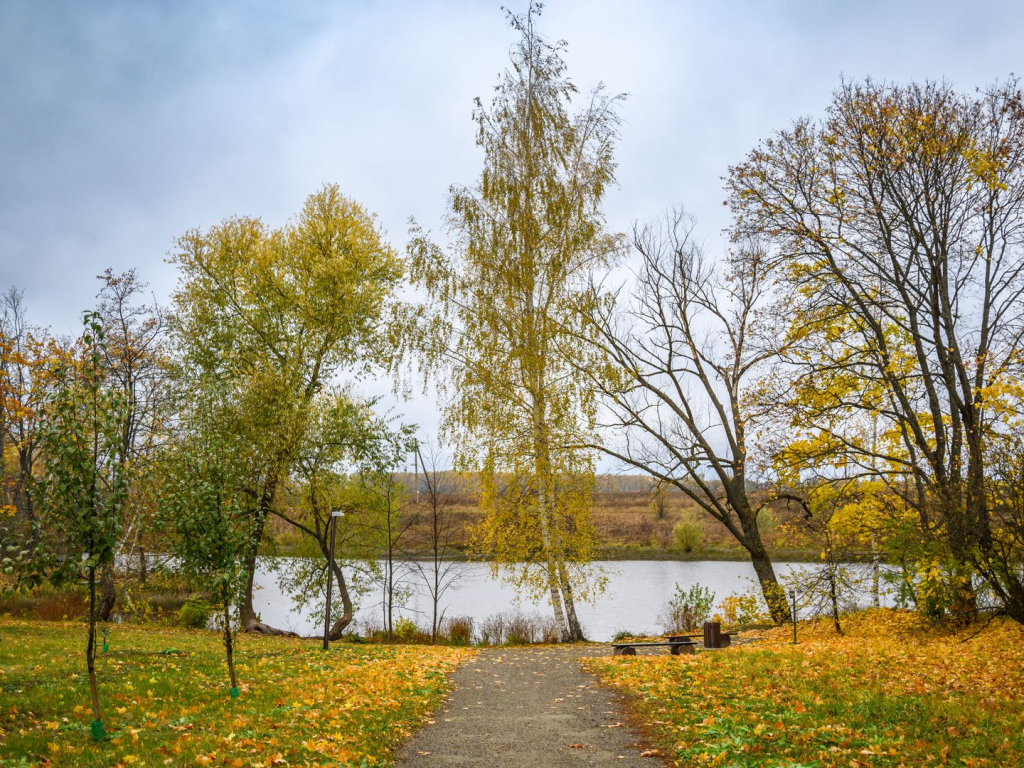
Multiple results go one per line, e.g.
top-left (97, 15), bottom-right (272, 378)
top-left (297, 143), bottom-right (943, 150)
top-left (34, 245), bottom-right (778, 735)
top-left (790, 589), bottom-right (798, 644)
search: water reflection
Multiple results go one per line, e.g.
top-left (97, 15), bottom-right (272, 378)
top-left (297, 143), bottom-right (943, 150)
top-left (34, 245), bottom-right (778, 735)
top-left (252, 558), bottom-right (892, 642)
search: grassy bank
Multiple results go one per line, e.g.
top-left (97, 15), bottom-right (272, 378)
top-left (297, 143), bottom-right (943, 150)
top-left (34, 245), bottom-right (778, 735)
top-left (265, 484), bottom-right (824, 562)
top-left (587, 609), bottom-right (1024, 767)
top-left (593, 545), bottom-right (823, 563)
top-left (0, 619), bottom-right (471, 767)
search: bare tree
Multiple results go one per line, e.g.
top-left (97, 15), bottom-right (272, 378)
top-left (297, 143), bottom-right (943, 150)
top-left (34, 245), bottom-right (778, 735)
top-left (353, 467), bottom-right (419, 638)
top-left (0, 288), bottom-right (40, 538)
top-left (578, 208), bottom-right (789, 623)
top-left (94, 269), bottom-right (170, 620)
top-left (411, 442), bottom-right (467, 642)
top-left (782, 481), bottom-right (876, 635)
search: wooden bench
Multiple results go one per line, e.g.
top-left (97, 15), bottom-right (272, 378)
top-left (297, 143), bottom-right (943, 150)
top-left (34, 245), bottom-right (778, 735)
top-left (668, 631), bottom-right (737, 649)
top-left (611, 640), bottom-right (697, 656)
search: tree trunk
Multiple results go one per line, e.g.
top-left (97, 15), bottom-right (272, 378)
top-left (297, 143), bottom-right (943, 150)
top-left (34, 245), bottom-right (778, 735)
top-left (327, 558), bottom-right (353, 640)
top-left (871, 533), bottom-right (881, 608)
top-left (239, 486), bottom-right (296, 636)
top-left (827, 556), bottom-right (843, 635)
top-left (745, 539), bottom-right (788, 624)
top-left (18, 444), bottom-right (38, 543)
top-left (432, 563), bottom-right (441, 643)
top-left (545, 561), bottom-right (569, 641)
top-left (98, 563), bottom-right (116, 621)
top-left (223, 602), bottom-right (238, 692)
top-left (558, 563), bottom-right (586, 641)
top-left (86, 567), bottom-right (103, 734)
top-left (734, 502), bottom-right (788, 624)
top-left (385, 540), bottom-right (394, 637)
top-left (938, 485), bottom-right (980, 622)
top-left (239, 499), bottom-right (267, 629)
top-left (537, 503), bottom-right (569, 640)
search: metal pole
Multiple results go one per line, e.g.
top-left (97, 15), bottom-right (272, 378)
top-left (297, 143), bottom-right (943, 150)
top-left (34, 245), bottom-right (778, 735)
top-left (414, 445), bottom-right (420, 505)
top-left (323, 510), bottom-right (341, 650)
top-left (791, 589), bottom-right (798, 645)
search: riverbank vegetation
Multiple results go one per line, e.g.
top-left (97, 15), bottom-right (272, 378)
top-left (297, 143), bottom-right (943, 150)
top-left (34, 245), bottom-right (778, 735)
top-left (589, 609), bottom-right (1024, 766)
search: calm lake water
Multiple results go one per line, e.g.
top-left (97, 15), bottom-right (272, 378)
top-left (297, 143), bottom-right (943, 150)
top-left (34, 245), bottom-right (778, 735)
top-left (251, 559), bottom-right (891, 642)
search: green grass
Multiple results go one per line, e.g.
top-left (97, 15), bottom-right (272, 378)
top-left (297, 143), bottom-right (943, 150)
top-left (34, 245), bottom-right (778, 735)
top-left (0, 618), bottom-right (470, 767)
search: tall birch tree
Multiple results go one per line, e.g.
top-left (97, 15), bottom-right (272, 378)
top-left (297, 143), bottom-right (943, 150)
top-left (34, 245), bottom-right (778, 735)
top-left (406, 3), bottom-right (623, 641)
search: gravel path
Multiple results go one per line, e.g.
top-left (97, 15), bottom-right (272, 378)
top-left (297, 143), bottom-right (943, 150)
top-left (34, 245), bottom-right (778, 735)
top-left (396, 645), bottom-right (666, 767)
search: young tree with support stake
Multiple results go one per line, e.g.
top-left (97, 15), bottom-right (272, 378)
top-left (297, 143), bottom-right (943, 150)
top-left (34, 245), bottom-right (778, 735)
top-left (405, 2), bottom-right (622, 641)
top-left (32, 313), bottom-right (128, 741)
top-left (157, 392), bottom-right (255, 698)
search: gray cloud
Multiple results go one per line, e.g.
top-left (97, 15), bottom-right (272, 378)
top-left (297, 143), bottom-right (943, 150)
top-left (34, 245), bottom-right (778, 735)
top-left (2, 0), bottom-right (1022, 437)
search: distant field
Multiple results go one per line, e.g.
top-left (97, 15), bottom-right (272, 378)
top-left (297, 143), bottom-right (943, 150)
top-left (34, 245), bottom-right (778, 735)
top-left (269, 481), bottom-right (815, 561)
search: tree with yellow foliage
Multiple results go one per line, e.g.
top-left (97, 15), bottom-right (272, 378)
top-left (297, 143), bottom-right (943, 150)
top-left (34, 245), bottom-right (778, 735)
top-left (170, 184), bottom-right (403, 633)
top-left (405, 3), bottom-right (623, 640)
top-left (730, 79), bottom-right (1024, 622)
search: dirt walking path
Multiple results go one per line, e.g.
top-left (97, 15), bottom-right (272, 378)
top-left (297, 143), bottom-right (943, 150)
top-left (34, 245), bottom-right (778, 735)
top-left (396, 645), bottom-right (665, 767)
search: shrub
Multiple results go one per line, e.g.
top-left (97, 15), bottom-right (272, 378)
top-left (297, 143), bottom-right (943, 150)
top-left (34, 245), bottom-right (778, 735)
top-left (505, 612), bottom-right (539, 644)
top-left (443, 615), bottom-right (474, 646)
top-left (673, 515), bottom-right (705, 552)
top-left (476, 610), bottom-right (559, 645)
top-left (0, 587), bottom-right (86, 621)
top-left (358, 615), bottom-right (384, 641)
top-left (538, 616), bottom-right (562, 644)
top-left (477, 613), bottom-right (506, 645)
top-left (612, 630), bottom-right (637, 642)
top-left (719, 590), bottom-right (772, 627)
top-left (177, 598), bottom-right (211, 629)
top-left (901, 559), bottom-right (977, 623)
top-left (661, 583), bottom-right (715, 633)
top-left (393, 617), bottom-right (430, 643)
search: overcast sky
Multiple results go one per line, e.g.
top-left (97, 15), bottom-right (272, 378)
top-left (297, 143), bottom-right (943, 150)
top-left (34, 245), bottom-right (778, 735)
top-left (2, 0), bottom-right (1022, 441)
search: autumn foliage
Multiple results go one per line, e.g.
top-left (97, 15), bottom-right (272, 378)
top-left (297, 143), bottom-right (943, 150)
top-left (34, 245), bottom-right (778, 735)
top-left (589, 609), bottom-right (1024, 766)
top-left (0, 618), bottom-right (471, 767)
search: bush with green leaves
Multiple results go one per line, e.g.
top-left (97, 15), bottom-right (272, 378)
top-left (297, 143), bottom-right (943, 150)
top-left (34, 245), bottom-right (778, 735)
top-left (177, 599), bottom-right (212, 629)
top-left (393, 616), bottom-right (427, 642)
top-left (661, 582), bottom-right (716, 633)
top-left (157, 395), bottom-right (256, 699)
top-left (673, 515), bottom-right (705, 552)
top-left (718, 589), bottom-right (772, 628)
